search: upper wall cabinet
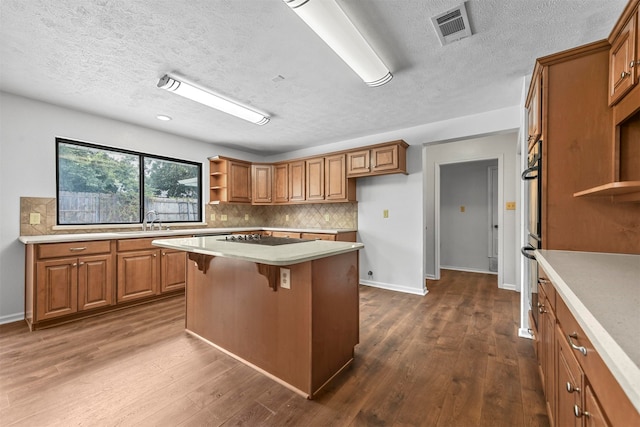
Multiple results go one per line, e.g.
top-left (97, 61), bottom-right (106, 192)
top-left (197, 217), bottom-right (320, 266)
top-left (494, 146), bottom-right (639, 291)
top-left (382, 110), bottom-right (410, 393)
top-left (273, 163), bottom-right (289, 204)
top-left (346, 140), bottom-right (409, 178)
top-left (209, 156), bottom-right (252, 204)
top-left (609, 2), bottom-right (638, 105)
top-left (251, 164), bottom-right (273, 205)
top-left (526, 72), bottom-right (543, 148)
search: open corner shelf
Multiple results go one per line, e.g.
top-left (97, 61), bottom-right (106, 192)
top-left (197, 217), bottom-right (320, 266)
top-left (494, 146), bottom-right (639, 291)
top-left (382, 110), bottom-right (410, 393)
top-left (573, 181), bottom-right (640, 202)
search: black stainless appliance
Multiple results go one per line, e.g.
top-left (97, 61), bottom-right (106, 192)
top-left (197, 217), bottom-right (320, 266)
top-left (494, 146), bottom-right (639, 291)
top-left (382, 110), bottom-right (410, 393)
top-left (521, 139), bottom-right (542, 329)
top-left (223, 234), bottom-right (314, 246)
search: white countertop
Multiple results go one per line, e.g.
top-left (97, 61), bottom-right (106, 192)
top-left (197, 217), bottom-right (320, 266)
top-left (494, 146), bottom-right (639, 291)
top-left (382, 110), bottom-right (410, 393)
top-left (535, 249), bottom-right (640, 412)
top-left (152, 235), bottom-right (364, 266)
top-left (18, 227), bottom-right (357, 244)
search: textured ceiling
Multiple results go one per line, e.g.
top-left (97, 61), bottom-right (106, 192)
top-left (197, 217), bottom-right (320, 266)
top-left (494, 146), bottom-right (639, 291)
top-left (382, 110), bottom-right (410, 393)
top-left (0, 0), bottom-right (627, 155)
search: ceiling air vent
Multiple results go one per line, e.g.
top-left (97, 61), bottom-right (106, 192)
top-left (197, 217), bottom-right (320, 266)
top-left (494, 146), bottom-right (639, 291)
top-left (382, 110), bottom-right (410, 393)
top-left (431, 2), bottom-right (472, 46)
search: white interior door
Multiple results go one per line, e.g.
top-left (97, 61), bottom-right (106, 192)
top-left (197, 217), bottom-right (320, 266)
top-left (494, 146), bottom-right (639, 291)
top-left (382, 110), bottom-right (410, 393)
top-left (488, 166), bottom-right (499, 271)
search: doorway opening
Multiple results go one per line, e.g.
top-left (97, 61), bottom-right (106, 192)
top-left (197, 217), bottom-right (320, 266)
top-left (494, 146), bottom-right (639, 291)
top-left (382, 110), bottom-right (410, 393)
top-left (435, 155), bottom-right (504, 286)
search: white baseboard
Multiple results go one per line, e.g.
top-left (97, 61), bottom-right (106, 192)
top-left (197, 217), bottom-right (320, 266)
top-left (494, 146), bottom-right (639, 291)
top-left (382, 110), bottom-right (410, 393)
top-left (425, 274), bottom-right (437, 280)
top-left (500, 282), bottom-right (517, 291)
top-left (360, 279), bottom-right (428, 296)
top-left (440, 266), bottom-right (497, 275)
top-left (0, 312), bottom-right (24, 325)
top-left (518, 328), bottom-right (533, 339)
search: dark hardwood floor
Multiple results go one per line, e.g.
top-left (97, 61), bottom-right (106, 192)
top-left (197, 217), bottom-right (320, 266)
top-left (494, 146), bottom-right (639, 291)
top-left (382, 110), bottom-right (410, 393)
top-left (0, 270), bottom-right (549, 426)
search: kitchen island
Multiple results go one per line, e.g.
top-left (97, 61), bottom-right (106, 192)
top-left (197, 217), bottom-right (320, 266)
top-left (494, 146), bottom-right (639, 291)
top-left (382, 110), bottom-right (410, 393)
top-left (152, 235), bottom-right (364, 399)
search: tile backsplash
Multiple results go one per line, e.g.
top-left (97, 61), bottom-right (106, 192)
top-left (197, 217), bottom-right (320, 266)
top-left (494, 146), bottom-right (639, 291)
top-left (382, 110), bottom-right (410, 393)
top-left (20, 197), bottom-right (357, 236)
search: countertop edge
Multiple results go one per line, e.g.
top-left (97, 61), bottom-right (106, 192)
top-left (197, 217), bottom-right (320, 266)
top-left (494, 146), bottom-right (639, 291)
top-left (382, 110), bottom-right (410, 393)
top-left (535, 250), bottom-right (640, 413)
top-left (152, 238), bottom-right (364, 266)
top-left (18, 227), bottom-right (358, 244)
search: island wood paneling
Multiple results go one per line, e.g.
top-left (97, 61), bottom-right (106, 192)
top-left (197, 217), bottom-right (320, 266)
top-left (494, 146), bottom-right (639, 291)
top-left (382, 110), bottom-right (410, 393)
top-left (185, 251), bottom-right (359, 398)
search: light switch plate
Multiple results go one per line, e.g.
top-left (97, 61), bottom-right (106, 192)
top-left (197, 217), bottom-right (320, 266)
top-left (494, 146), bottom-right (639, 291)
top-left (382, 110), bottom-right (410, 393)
top-left (460, 206), bottom-right (465, 213)
top-left (210, 213), bottom-right (215, 221)
top-left (383, 209), bottom-right (389, 218)
top-left (280, 267), bottom-right (291, 289)
top-left (244, 214), bottom-right (249, 220)
top-left (506, 201), bottom-right (516, 210)
top-left (324, 214), bottom-right (330, 222)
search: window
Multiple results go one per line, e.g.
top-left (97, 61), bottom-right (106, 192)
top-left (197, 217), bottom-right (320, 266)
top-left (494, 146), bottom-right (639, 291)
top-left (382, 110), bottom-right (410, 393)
top-left (56, 138), bottom-right (202, 225)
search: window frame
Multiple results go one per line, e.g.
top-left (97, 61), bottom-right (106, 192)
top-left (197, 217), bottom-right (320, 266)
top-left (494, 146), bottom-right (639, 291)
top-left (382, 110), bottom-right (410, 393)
top-left (55, 138), bottom-right (202, 226)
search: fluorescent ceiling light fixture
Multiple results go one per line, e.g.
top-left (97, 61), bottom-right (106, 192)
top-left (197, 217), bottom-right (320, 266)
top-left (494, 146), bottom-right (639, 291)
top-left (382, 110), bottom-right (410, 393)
top-left (156, 114), bottom-right (172, 121)
top-left (157, 75), bottom-right (270, 125)
top-left (283, 0), bottom-right (392, 87)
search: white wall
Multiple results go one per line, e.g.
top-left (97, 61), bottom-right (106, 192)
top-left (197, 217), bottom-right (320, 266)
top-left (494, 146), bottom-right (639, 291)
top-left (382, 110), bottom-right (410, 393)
top-left (0, 92), bottom-right (257, 322)
top-left (440, 159), bottom-right (498, 272)
top-left (357, 145), bottom-right (424, 295)
top-left (424, 133), bottom-right (520, 290)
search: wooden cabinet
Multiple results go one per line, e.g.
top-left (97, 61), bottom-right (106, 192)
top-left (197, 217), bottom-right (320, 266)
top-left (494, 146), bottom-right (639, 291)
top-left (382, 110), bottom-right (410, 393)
top-left (28, 240), bottom-right (114, 325)
top-left (273, 163), bottom-right (289, 203)
top-left (346, 140), bottom-right (408, 177)
top-left (270, 231), bottom-right (301, 239)
top-left (538, 281), bottom-right (556, 422)
top-left (301, 231), bottom-right (357, 242)
top-left (306, 157), bottom-right (325, 201)
top-left (117, 249), bottom-right (158, 303)
top-left (117, 237), bottom-right (187, 302)
top-left (251, 164), bottom-right (273, 204)
top-left (209, 156), bottom-right (252, 204)
top-left (25, 236), bottom-right (188, 330)
top-left (289, 160), bottom-right (306, 202)
top-left (526, 72), bottom-right (542, 148)
top-left (536, 266), bottom-right (640, 427)
top-left (528, 40), bottom-right (640, 254)
top-left (160, 249), bottom-right (186, 293)
top-left (609, 4), bottom-right (638, 105)
top-left (325, 154), bottom-right (356, 202)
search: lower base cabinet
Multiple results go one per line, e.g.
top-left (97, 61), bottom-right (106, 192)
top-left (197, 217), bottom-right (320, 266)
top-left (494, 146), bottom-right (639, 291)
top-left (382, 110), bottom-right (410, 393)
top-left (535, 266), bottom-right (639, 427)
top-left (25, 237), bottom-right (186, 330)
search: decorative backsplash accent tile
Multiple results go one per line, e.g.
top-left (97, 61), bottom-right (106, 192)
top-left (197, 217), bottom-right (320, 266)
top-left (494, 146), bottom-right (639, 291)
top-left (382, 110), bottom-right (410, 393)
top-left (20, 197), bottom-right (358, 236)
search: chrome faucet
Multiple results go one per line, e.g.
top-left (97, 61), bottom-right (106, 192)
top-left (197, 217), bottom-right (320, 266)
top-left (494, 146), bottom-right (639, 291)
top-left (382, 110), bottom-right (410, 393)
top-left (142, 210), bottom-right (161, 231)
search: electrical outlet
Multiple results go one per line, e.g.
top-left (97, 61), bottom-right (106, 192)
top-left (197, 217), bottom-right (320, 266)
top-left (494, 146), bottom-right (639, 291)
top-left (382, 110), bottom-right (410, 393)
top-left (280, 267), bottom-right (291, 289)
top-left (210, 213), bottom-right (215, 221)
top-left (285, 214), bottom-right (289, 222)
top-left (220, 214), bottom-right (227, 221)
top-left (383, 209), bottom-right (389, 218)
top-left (506, 201), bottom-right (516, 210)
top-left (29, 212), bottom-right (41, 225)
top-left (244, 214), bottom-right (249, 221)
top-left (324, 214), bottom-right (330, 222)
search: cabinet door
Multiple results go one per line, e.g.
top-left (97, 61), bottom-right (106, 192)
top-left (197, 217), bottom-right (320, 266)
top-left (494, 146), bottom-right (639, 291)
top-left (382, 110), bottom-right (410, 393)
top-left (252, 164), bottom-right (273, 204)
top-left (583, 385), bottom-right (610, 427)
top-left (346, 150), bottom-right (370, 176)
top-left (36, 258), bottom-right (78, 320)
top-left (289, 161), bottom-right (306, 202)
top-left (228, 160), bottom-right (252, 203)
top-left (527, 73), bottom-right (542, 145)
top-left (371, 144), bottom-right (399, 173)
top-left (306, 157), bottom-right (325, 201)
top-left (609, 13), bottom-right (637, 105)
top-left (274, 163), bottom-right (289, 203)
top-left (325, 154), bottom-right (348, 201)
top-left (539, 288), bottom-right (557, 422)
top-left (557, 324), bottom-right (583, 427)
top-left (78, 254), bottom-right (114, 311)
top-left (160, 250), bottom-right (186, 293)
top-left (117, 250), bottom-right (159, 302)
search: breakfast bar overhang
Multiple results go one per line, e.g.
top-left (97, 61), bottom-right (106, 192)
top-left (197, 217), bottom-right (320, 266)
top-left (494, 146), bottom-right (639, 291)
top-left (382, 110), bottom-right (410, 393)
top-left (152, 235), bottom-right (364, 399)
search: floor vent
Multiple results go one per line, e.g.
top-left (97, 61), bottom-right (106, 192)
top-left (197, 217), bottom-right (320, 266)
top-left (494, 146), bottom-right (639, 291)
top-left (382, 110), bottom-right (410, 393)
top-left (431, 2), bottom-right (473, 46)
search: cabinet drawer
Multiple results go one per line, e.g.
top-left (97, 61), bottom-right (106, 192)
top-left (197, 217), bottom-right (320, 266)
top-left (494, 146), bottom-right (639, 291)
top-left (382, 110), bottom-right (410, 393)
top-left (117, 238), bottom-right (156, 252)
top-left (301, 233), bottom-right (336, 241)
top-left (538, 269), bottom-right (556, 311)
top-left (270, 231), bottom-right (301, 239)
top-left (38, 240), bottom-right (111, 259)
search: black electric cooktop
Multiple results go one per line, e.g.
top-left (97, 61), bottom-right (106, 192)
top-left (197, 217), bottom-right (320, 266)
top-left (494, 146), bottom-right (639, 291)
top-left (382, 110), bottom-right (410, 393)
top-left (222, 234), bottom-right (314, 246)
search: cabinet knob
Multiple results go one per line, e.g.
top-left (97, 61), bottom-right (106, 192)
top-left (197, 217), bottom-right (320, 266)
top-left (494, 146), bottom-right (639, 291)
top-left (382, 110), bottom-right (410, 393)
top-left (566, 382), bottom-right (580, 393)
top-left (153, 253), bottom-right (158, 257)
top-left (630, 60), bottom-right (639, 68)
top-left (573, 405), bottom-right (591, 418)
top-left (72, 262), bottom-right (77, 267)
top-left (621, 71), bottom-right (630, 79)
top-left (79, 262), bottom-right (85, 266)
